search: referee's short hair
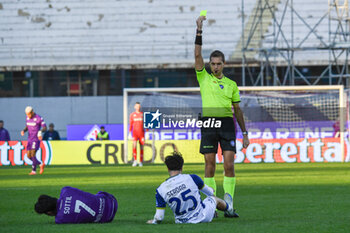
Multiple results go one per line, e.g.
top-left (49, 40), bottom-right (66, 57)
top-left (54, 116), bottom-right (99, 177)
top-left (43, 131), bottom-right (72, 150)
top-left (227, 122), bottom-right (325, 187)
top-left (210, 50), bottom-right (225, 63)
top-left (165, 151), bottom-right (184, 171)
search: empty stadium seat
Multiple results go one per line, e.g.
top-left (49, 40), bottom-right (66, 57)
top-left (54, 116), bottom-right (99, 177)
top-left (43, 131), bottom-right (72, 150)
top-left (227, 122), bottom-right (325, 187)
top-left (0, 0), bottom-right (257, 69)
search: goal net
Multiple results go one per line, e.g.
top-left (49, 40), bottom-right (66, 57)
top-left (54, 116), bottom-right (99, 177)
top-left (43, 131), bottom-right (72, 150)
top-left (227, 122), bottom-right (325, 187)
top-left (123, 86), bottom-right (348, 164)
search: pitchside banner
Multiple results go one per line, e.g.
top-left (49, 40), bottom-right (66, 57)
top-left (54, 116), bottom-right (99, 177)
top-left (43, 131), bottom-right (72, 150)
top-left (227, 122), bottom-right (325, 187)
top-left (66, 121), bottom-right (346, 140)
top-left (1, 138), bottom-right (349, 166)
top-left (0, 141), bottom-right (52, 166)
top-left (67, 124), bottom-right (124, 140)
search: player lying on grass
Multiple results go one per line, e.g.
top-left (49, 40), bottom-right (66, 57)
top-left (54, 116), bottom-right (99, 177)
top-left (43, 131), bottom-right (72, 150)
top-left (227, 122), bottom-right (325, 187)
top-left (34, 186), bottom-right (118, 224)
top-left (147, 152), bottom-right (236, 224)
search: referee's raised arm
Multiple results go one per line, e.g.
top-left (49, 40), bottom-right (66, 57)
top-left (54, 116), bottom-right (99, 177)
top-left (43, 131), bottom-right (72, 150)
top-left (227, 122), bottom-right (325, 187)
top-left (194, 16), bottom-right (206, 71)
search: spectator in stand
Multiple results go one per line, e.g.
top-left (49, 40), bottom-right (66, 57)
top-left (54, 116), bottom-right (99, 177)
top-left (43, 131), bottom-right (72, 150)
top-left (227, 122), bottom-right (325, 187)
top-left (0, 120), bottom-right (10, 141)
top-left (43, 123), bottom-right (61, 140)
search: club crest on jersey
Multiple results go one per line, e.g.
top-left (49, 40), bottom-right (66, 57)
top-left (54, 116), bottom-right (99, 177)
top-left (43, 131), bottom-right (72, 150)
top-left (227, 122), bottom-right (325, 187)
top-left (219, 84), bottom-right (224, 89)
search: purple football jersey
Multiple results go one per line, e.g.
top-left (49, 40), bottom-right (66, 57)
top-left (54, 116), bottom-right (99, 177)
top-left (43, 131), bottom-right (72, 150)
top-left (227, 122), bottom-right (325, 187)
top-left (55, 186), bottom-right (118, 224)
top-left (25, 113), bottom-right (46, 142)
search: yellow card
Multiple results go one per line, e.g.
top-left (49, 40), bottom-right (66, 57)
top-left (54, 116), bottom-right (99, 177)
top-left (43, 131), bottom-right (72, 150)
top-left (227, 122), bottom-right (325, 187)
top-left (200, 10), bottom-right (207, 17)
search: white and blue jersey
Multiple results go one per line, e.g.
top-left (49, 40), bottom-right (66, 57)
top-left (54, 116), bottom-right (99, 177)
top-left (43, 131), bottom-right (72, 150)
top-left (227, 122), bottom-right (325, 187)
top-left (155, 174), bottom-right (216, 224)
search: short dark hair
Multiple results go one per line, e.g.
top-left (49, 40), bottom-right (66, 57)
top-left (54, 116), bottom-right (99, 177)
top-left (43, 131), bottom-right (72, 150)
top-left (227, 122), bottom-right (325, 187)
top-left (165, 151), bottom-right (184, 171)
top-left (135, 102), bottom-right (140, 104)
top-left (34, 195), bottom-right (58, 215)
top-left (0, 120), bottom-right (3, 123)
top-left (100, 126), bottom-right (105, 129)
top-left (49, 123), bottom-right (54, 127)
top-left (210, 50), bottom-right (225, 63)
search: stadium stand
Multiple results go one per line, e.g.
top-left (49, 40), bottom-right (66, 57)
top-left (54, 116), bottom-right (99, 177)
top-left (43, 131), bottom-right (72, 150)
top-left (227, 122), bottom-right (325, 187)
top-left (0, 0), bottom-right (257, 70)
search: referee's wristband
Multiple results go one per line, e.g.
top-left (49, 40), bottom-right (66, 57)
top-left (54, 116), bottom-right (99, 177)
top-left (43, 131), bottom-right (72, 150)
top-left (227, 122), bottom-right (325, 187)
top-left (242, 131), bottom-right (248, 135)
top-left (195, 35), bottom-right (202, 45)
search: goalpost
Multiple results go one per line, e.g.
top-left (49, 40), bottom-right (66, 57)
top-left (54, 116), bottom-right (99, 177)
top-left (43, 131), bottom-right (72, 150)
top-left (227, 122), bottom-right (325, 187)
top-left (123, 85), bottom-right (347, 164)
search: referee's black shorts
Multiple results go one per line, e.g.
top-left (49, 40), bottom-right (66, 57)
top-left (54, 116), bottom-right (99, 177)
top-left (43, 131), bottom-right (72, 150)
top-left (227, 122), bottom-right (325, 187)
top-left (199, 117), bottom-right (236, 154)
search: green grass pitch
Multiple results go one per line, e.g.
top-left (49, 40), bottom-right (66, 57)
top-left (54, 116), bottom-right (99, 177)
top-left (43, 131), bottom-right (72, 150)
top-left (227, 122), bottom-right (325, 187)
top-left (1, 163), bottom-right (350, 233)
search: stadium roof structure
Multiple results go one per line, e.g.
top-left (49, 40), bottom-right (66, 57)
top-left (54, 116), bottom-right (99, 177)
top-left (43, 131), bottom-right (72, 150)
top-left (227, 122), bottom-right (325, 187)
top-left (0, 0), bottom-right (256, 71)
top-left (239, 0), bottom-right (350, 85)
top-left (259, 0), bottom-right (344, 65)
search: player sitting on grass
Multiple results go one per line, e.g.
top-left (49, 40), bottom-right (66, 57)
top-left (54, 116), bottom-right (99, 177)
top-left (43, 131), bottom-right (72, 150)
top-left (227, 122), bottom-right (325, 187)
top-left (34, 186), bottom-right (118, 224)
top-left (147, 151), bottom-right (236, 224)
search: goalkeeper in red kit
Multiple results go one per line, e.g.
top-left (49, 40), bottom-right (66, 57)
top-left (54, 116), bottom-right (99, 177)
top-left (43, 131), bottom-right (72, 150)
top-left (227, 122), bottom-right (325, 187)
top-left (129, 102), bottom-right (146, 167)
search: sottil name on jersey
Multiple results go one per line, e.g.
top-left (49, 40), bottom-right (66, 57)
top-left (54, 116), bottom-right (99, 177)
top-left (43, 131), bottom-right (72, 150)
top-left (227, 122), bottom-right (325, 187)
top-left (162, 118), bottom-right (221, 129)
